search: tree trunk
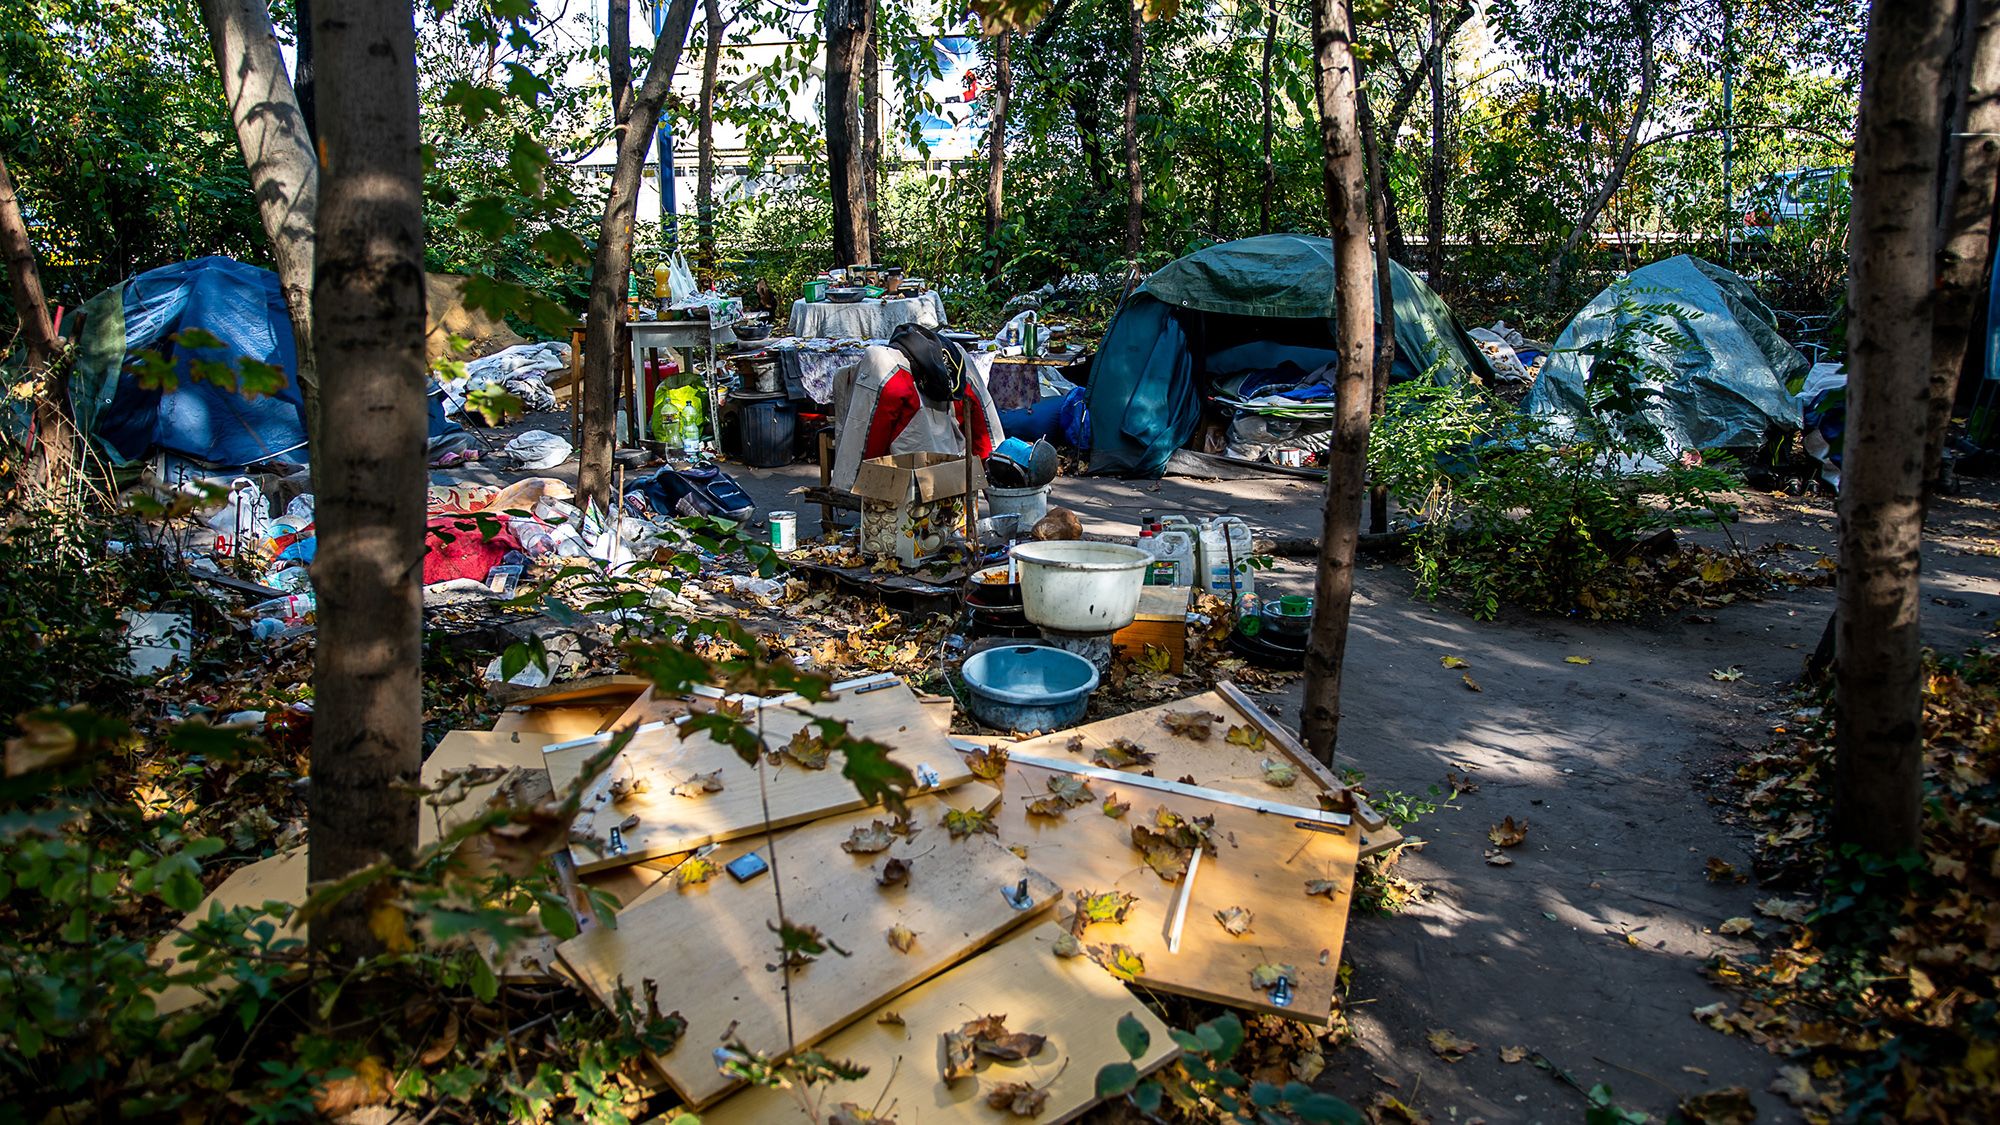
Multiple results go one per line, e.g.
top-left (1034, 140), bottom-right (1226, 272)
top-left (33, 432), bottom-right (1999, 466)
top-left (1425, 0), bottom-right (1446, 294)
top-left (294, 0), bottom-right (316, 144)
top-left (826, 0), bottom-right (871, 267)
top-left (578, 0), bottom-right (699, 513)
top-left (863, 9), bottom-right (882, 257)
top-left (1926, 0), bottom-right (2000, 493)
top-left (697, 0), bottom-right (722, 286)
top-left (1073, 74), bottom-right (1114, 195)
top-left (985, 30), bottom-right (1013, 277)
top-left (1835, 0), bottom-right (1956, 859)
top-left (1123, 0), bottom-right (1145, 259)
top-left (610, 0), bottom-right (632, 124)
top-left (1301, 0), bottom-right (1375, 763)
top-left (0, 152), bottom-right (74, 491)
top-left (307, 0), bottom-right (427, 960)
top-left (1545, 13), bottom-right (1655, 297)
top-left (1378, 8), bottom-right (1466, 263)
top-left (1359, 84), bottom-right (1394, 535)
top-left (1260, 6), bottom-right (1277, 234)
top-left (199, 0), bottom-right (319, 461)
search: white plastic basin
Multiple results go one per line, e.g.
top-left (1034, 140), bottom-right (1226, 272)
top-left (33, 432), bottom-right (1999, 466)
top-left (1009, 541), bottom-right (1152, 633)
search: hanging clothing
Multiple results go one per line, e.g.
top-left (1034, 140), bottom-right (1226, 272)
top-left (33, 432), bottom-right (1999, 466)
top-left (830, 345), bottom-right (1002, 493)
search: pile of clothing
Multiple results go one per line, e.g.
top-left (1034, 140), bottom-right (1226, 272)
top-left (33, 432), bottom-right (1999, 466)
top-left (438, 341), bottom-right (569, 416)
top-left (1469, 321), bottom-right (1548, 386)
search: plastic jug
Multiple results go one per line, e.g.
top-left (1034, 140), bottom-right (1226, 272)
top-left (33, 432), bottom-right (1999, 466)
top-left (1196, 517), bottom-right (1256, 600)
top-left (1140, 529), bottom-right (1194, 586)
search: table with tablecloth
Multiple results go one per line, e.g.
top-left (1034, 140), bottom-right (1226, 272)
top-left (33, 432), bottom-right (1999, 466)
top-left (787, 291), bottom-right (948, 339)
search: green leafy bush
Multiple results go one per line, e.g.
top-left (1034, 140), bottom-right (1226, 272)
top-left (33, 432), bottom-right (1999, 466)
top-left (1370, 291), bottom-right (1738, 619)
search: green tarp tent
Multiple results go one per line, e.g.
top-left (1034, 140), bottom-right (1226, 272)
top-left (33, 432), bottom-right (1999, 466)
top-left (1086, 234), bottom-right (1494, 476)
top-left (1522, 255), bottom-right (1807, 452)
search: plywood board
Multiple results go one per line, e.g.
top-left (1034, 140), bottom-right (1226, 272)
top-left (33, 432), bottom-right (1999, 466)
top-left (420, 729), bottom-right (561, 849)
top-left (1004, 686), bottom-right (1398, 855)
top-left (489, 702), bottom-right (629, 737)
top-left (956, 762), bottom-right (1359, 1023)
top-left (490, 673), bottom-right (653, 707)
top-left (697, 921), bottom-right (1178, 1125)
top-left (556, 795), bottom-right (1062, 1108)
top-left (545, 680), bottom-right (973, 873)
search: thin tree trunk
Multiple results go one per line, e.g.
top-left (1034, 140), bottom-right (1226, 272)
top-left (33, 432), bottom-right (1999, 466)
top-left (1425, 0), bottom-right (1446, 294)
top-left (578, 0), bottom-right (699, 512)
top-left (610, 0), bottom-right (631, 124)
top-left (1123, 0), bottom-right (1145, 259)
top-left (199, 0), bottom-right (319, 460)
top-left (697, 0), bottom-right (722, 286)
top-left (1926, 0), bottom-right (2000, 494)
top-left (307, 0), bottom-right (427, 959)
top-left (1074, 76), bottom-right (1114, 194)
top-left (826, 0), bottom-right (871, 267)
top-left (1260, 6), bottom-right (1277, 234)
top-left (0, 152), bottom-right (74, 490)
top-left (985, 30), bottom-right (1013, 278)
top-left (1835, 0), bottom-right (1956, 859)
top-left (1301, 0), bottom-right (1375, 763)
top-left (294, 0), bottom-right (315, 144)
top-left (863, 9), bottom-right (881, 257)
top-left (1546, 13), bottom-right (1655, 298)
top-left (1360, 85), bottom-right (1394, 535)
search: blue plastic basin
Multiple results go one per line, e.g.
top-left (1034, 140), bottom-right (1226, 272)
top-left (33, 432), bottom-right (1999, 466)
top-left (959, 644), bottom-right (1100, 733)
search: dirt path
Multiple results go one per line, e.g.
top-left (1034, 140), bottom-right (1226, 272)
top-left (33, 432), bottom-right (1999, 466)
top-left (438, 421), bottom-right (2000, 1119)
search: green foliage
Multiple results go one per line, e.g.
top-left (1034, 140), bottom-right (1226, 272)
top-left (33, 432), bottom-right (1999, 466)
top-left (0, 502), bottom-right (156, 735)
top-left (1098, 1009), bottom-right (1360, 1123)
top-left (1370, 296), bottom-right (1738, 619)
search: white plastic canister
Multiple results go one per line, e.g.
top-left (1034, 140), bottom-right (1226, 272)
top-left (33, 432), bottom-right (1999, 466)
top-left (1196, 517), bottom-right (1256, 599)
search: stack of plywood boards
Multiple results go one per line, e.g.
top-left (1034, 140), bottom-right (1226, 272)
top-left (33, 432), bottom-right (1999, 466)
top-left (542, 675), bottom-right (1370, 1121)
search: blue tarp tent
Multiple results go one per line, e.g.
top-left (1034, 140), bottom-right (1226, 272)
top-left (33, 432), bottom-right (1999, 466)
top-left (1086, 234), bottom-right (1495, 476)
top-left (71, 256), bottom-right (460, 468)
top-left (1522, 255), bottom-right (1806, 452)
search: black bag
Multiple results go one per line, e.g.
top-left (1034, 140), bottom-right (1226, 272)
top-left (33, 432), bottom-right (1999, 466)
top-left (889, 322), bottom-right (968, 405)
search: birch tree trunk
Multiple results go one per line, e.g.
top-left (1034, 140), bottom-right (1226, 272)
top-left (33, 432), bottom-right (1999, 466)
top-left (0, 152), bottom-right (74, 491)
top-left (1123, 0), bottom-right (1145, 259)
top-left (1301, 0), bottom-right (1375, 762)
top-left (826, 0), bottom-right (871, 267)
top-left (1545, 12), bottom-right (1655, 298)
top-left (1835, 0), bottom-right (1956, 858)
top-left (985, 30), bottom-right (1013, 277)
top-left (578, 0), bottom-right (699, 512)
top-left (199, 0), bottom-right (319, 454)
top-left (1926, 0), bottom-right (2000, 493)
top-left (307, 0), bottom-right (427, 958)
top-left (697, 0), bottom-right (723, 286)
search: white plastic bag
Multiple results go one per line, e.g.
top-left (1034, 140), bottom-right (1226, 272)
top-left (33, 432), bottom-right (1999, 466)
top-left (666, 251), bottom-right (698, 305)
top-left (503, 429), bottom-right (573, 470)
top-left (204, 477), bottom-right (271, 559)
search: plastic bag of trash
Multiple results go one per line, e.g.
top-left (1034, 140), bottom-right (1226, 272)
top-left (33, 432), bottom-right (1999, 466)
top-left (503, 429), bottom-right (573, 470)
top-left (204, 477), bottom-right (271, 559)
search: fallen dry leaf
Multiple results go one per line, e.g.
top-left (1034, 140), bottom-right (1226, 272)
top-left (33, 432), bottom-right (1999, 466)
top-left (876, 857), bottom-right (911, 888)
top-left (985, 1079), bottom-right (1050, 1117)
top-left (668, 770), bottom-right (722, 798)
top-left (1070, 888), bottom-right (1139, 933)
top-left (1091, 943), bottom-right (1145, 981)
top-left (1214, 905), bottom-right (1254, 935)
top-left (842, 820), bottom-right (896, 854)
top-left (1160, 710), bottom-right (1223, 741)
top-left (1093, 738), bottom-right (1156, 769)
top-left (1224, 724), bottom-right (1267, 752)
top-left (1261, 759), bottom-right (1299, 788)
top-left (1679, 1085), bottom-right (1756, 1124)
top-left (1304, 879), bottom-right (1343, 899)
top-left (965, 745), bottom-right (1009, 781)
top-left (1487, 816), bottom-right (1528, 848)
top-left (1564, 655), bottom-right (1593, 665)
top-left (1483, 849), bottom-right (1514, 867)
top-left (1711, 666), bottom-right (1744, 682)
top-left (1462, 673), bottom-right (1482, 692)
top-left (1498, 1045), bottom-right (1528, 1064)
top-left (1718, 916), bottom-right (1755, 935)
top-left (1755, 897), bottom-right (1812, 923)
top-left (1051, 931), bottom-right (1081, 958)
top-left (1101, 793), bottom-right (1130, 818)
top-left (782, 728), bottom-right (832, 769)
top-left (886, 924), bottom-right (918, 953)
top-left (609, 775), bottom-right (652, 802)
top-left (942, 795), bottom-right (1002, 838)
top-left (1249, 962), bottom-right (1296, 991)
top-left (1426, 1027), bottom-right (1477, 1061)
top-left (675, 856), bottom-right (717, 888)
top-left (877, 1011), bottom-right (904, 1027)
top-left (1704, 856), bottom-right (1742, 883)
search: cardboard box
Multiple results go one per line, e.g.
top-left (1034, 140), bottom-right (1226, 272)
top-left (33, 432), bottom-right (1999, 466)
top-left (852, 452), bottom-right (986, 566)
top-left (1112, 584), bottom-right (1192, 672)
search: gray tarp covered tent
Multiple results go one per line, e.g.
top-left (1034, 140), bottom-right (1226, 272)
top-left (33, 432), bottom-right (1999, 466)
top-left (1086, 234), bottom-right (1495, 476)
top-left (1523, 255), bottom-right (1806, 452)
